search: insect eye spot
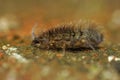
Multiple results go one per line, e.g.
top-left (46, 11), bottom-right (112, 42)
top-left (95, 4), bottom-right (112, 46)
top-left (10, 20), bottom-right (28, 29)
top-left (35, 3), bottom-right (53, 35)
top-left (34, 40), bottom-right (39, 44)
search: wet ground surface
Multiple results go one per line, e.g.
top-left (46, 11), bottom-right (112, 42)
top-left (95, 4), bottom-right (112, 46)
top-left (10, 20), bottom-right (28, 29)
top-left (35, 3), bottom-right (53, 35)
top-left (0, 28), bottom-right (120, 80)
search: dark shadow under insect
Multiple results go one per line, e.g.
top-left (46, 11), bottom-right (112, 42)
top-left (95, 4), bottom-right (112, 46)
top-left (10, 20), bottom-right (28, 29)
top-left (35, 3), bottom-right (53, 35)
top-left (31, 21), bottom-right (103, 52)
top-left (66, 47), bottom-right (101, 52)
top-left (33, 47), bottom-right (101, 52)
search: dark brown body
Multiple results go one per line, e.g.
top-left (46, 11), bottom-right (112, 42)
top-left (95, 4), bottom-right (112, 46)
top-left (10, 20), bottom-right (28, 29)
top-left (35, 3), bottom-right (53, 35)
top-left (31, 21), bottom-right (103, 50)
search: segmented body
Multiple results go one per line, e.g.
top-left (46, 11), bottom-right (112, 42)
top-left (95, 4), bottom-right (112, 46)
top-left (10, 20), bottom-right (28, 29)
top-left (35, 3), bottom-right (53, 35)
top-left (31, 21), bottom-right (103, 50)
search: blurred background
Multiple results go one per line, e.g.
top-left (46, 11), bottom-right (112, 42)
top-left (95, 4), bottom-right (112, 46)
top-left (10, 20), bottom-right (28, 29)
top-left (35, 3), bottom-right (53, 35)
top-left (0, 0), bottom-right (120, 43)
top-left (0, 1), bottom-right (120, 80)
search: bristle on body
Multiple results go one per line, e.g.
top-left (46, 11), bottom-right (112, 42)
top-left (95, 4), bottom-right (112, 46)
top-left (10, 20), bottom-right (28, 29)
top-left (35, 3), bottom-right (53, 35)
top-left (31, 20), bottom-right (103, 50)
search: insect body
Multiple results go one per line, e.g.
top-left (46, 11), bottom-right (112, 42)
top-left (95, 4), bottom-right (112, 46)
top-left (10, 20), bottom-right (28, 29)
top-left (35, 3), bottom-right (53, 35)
top-left (31, 21), bottom-right (103, 50)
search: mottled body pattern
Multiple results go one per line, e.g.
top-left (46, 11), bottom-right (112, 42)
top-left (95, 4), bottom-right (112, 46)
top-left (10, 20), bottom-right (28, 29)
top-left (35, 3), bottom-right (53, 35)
top-left (31, 21), bottom-right (103, 50)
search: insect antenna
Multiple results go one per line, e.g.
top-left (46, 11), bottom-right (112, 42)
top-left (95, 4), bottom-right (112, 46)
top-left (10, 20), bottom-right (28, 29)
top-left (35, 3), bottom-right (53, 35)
top-left (32, 23), bottom-right (38, 40)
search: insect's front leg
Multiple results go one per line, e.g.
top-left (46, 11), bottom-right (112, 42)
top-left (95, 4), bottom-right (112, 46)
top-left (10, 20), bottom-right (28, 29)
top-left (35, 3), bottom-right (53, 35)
top-left (61, 41), bottom-right (67, 55)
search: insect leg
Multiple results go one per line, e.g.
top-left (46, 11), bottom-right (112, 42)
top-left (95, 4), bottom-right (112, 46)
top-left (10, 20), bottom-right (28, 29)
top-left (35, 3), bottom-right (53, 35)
top-left (62, 42), bottom-right (66, 55)
top-left (88, 43), bottom-right (95, 51)
top-left (86, 37), bottom-right (96, 51)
